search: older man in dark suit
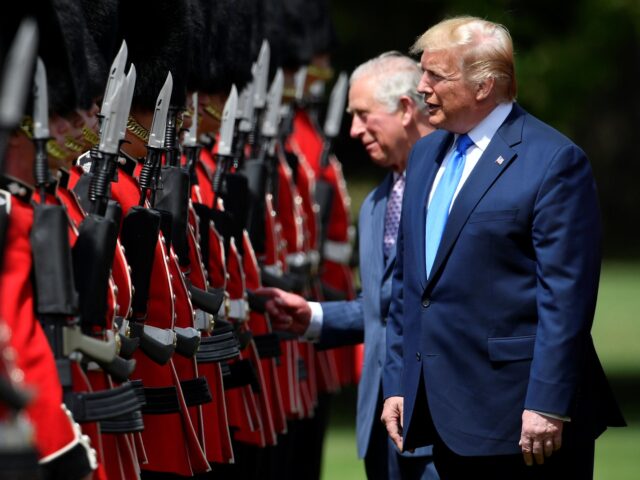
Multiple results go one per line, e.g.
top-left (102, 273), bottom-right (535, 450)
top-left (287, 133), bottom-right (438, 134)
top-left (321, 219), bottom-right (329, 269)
top-left (258, 52), bottom-right (437, 479)
top-left (381, 16), bottom-right (625, 480)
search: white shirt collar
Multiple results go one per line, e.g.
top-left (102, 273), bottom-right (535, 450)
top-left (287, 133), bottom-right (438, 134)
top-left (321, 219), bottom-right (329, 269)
top-left (464, 102), bottom-right (514, 153)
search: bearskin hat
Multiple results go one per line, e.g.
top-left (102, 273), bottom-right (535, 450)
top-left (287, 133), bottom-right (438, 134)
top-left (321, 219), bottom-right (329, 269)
top-left (119, 0), bottom-right (190, 109)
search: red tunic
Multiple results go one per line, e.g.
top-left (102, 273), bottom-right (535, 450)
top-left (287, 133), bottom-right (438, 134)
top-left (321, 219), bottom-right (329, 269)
top-left (0, 193), bottom-right (83, 461)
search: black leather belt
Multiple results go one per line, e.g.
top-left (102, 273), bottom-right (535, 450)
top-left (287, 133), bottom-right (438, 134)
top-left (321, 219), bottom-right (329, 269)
top-left (180, 377), bottom-right (213, 406)
top-left (275, 330), bottom-right (299, 341)
top-left (222, 359), bottom-right (260, 393)
top-left (253, 333), bottom-right (282, 359)
top-left (100, 380), bottom-right (146, 433)
top-left (100, 410), bottom-right (144, 433)
top-left (65, 382), bottom-right (142, 424)
top-left (141, 385), bottom-right (180, 415)
top-left (196, 320), bottom-right (241, 363)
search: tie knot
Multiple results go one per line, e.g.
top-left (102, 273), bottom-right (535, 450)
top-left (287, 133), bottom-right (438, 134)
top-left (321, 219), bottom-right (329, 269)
top-left (455, 134), bottom-right (474, 155)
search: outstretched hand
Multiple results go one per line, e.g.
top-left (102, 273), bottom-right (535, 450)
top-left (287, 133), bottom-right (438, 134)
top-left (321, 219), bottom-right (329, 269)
top-left (253, 287), bottom-right (312, 336)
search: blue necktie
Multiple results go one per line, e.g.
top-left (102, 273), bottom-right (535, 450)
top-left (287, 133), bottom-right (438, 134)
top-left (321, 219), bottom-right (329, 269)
top-left (425, 134), bottom-right (474, 278)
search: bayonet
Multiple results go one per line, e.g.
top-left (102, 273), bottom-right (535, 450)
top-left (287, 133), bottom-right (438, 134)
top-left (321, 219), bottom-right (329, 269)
top-left (32, 58), bottom-right (49, 140)
top-left (238, 80), bottom-right (255, 133)
top-left (99, 41), bottom-right (127, 121)
top-left (116, 64), bottom-right (137, 143)
top-left (90, 64), bottom-right (136, 214)
top-left (233, 80), bottom-right (254, 166)
top-left (0, 18), bottom-right (38, 168)
top-left (0, 19), bottom-right (38, 129)
top-left (138, 72), bottom-right (172, 205)
top-left (183, 91), bottom-right (200, 184)
top-left (98, 64), bottom-right (136, 155)
top-left (261, 68), bottom-right (284, 140)
top-left (98, 77), bottom-right (124, 155)
top-left (248, 41), bottom-right (270, 157)
top-left (147, 72), bottom-right (172, 149)
top-left (294, 66), bottom-right (308, 103)
top-left (253, 40), bottom-right (270, 110)
top-left (212, 85), bottom-right (238, 194)
top-left (218, 85), bottom-right (237, 156)
top-left (32, 58), bottom-right (51, 197)
top-left (319, 72), bottom-right (348, 168)
top-left (323, 72), bottom-right (348, 139)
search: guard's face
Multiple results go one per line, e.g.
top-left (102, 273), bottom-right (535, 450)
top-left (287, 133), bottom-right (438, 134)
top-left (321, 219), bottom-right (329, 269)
top-left (48, 113), bottom-right (81, 169)
top-left (348, 76), bottom-right (406, 170)
top-left (417, 49), bottom-right (478, 134)
top-left (75, 103), bottom-right (101, 149)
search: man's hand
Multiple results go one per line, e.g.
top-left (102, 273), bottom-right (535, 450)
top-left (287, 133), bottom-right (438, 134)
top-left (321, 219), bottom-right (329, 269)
top-left (381, 396), bottom-right (405, 451)
top-left (519, 409), bottom-right (563, 466)
top-left (253, 287), bottom-right (311, 336)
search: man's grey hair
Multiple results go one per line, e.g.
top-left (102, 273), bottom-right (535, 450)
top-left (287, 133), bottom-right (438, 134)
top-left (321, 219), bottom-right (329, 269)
top-left (350, 51), bottom-right (427, 113)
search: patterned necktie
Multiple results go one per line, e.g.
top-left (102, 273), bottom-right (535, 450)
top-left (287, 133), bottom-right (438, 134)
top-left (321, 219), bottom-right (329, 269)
top-left (425, 133), bottom-right (474, 278)
top-left (383, 174), bottom-right (405, 258)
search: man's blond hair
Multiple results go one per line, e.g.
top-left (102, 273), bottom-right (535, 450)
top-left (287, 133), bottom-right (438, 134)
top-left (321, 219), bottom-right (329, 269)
top-left (411, 16), bottom-right (517, 102)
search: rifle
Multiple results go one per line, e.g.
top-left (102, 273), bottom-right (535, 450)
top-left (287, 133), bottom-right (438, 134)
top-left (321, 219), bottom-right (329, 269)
top-left (242, 69), bottom-right (283, 256)
top-left (314, 73), bottom-right (349, 265)
top-left (29, 59), bottom-right (131, 385)
top-left (121, 72), bottom-right (180, 364)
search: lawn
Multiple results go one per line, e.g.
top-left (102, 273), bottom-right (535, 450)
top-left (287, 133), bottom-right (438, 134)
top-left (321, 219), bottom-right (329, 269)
top-left (321, 174), bottom-right (640, 479)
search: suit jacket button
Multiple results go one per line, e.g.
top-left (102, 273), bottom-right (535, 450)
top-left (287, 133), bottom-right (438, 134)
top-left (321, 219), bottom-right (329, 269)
top-left (421, 298), bottom-right (430, 308)
top-left (416, 352), bottom-right (421, 361)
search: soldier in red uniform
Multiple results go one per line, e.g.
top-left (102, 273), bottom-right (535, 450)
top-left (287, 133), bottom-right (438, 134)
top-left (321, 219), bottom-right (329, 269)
top-left (1, 5), bottom-right (98, 478)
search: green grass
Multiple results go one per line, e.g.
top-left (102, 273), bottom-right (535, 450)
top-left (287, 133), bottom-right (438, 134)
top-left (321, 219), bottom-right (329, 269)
top-left (592, 261), bottom-right (640, 375)
top-left (323, 175), bottom-right (640, 480)
top-left (593, 261), bottom-right (640, 479)
top-left (322, 421), bottom-right (364, 480)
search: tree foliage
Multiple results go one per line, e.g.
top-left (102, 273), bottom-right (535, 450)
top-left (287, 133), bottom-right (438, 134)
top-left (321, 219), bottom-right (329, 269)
top-left (331, 0), bottom-right (640, 256)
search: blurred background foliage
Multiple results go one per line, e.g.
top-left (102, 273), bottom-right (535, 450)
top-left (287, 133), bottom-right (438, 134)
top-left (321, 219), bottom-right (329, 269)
top-left (330, 0), bottom-right (640, 258)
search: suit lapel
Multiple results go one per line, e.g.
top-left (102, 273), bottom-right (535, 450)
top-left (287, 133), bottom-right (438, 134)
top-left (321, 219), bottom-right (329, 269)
top-left (425, 105), bottom-right (525, 290)
top-left (417, 133), bottom-right (454, 289)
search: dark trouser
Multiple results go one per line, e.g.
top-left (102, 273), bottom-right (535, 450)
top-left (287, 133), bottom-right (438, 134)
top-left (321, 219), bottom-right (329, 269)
top-left (365, 391), bottom-right (438, 480)
top-left (432, 435), bottom-right (595, 480)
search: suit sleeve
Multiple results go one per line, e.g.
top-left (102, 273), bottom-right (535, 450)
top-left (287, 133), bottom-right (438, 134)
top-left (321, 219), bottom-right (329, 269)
top-left (316, 295), bottom-right (365, 349)
top-left (525, 143), bottom-right (601, 415)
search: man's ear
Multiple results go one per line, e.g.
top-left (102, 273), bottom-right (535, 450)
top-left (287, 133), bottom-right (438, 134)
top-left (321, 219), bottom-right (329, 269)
top-left (399, 96), bottom-right (415, 127)
top-left (476, 77), bottom-right (495, 101)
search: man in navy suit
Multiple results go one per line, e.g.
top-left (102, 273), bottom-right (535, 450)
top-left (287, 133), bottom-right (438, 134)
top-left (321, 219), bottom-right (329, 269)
top-left (258, 52), bottom-right (437, 479)
top-left (381, 16), bottom-right (625, 479)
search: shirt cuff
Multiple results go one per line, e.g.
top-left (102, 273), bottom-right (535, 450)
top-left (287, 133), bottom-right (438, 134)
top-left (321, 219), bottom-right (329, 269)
top-left (528, 409), bottom-right (571, 422)
top-left (304, 302), bottom-right (323, 342)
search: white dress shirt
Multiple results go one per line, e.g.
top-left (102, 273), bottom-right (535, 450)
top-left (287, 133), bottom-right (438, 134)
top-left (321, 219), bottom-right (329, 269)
top-left (427, 102), bottom-right (514, 210)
